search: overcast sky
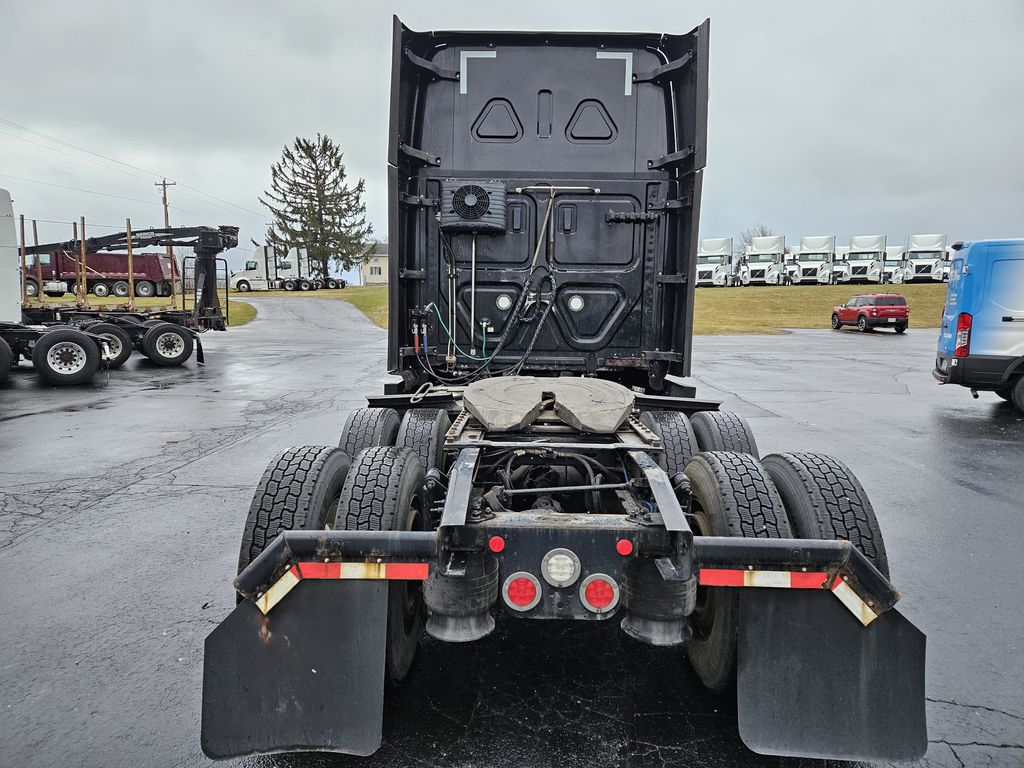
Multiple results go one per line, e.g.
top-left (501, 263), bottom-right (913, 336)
top-left (2, 1), bottom-right (1022, 274)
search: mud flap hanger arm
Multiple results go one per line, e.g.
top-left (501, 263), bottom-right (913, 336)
top-left (695, 536), bottom-right (901, 618)
top-left (234, 530), bottom-right (438, 601)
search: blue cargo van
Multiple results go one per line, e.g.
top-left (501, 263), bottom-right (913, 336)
top-left (933, 239), bottom-right (1024, 411)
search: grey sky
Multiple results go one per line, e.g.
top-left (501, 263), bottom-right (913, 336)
top-left (2, 1), bottom-right (1022, 273)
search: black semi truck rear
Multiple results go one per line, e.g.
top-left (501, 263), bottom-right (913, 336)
top-left (201, 17), bottom-right (927, 763)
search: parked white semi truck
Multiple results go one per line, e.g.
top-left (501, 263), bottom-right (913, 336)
top-left (229, 247), bottom-right (345, 292)
top-left (742, 235), bottom-right (786, 285)
top-left (881, 245), bottom-right (911, 284)
top-left (787, 235), bottom-right (837, 285)
top-left (904, 233), bottom-right (947, 282)
top-left (842, 235), bottom-right (887, 283)
top-left (942, 246), bottom-right (954, 281)
top-left (696, 237), bottom-right (734, 287)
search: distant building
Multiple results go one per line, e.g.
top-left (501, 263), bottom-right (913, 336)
top-left (359, 243), bottom-right (388, 286)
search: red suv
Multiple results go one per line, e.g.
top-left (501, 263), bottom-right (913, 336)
top-left (831, 294), bottom-right (909, 333)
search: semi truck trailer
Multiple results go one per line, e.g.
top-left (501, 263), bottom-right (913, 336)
top-left (695, 237), bottom-right (733, 286)
top-left (1, 188), bottom-right (236, 384)
top-left (200, 17), bottom-right (927, 765)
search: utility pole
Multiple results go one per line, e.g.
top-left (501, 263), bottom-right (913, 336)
top-left (156, 178), bottom-right (178, 301)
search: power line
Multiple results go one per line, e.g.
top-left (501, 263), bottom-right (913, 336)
top-left (0, 173), bottom-right (164, 206)
top-left (0, 127), bottom-right (157, 183)
top-left (0, 115), bottom-right (267, 222)
top-left (0, 116), bottom-right (162, 179)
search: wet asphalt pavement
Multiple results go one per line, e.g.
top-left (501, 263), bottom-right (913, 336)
top-left (1, 298), bottom-right (1022, 768)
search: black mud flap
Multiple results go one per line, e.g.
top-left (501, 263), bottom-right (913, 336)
top-left (201, 580), bottom-right (388, 759)
top-left (737, 590), bottom-right (927, 762)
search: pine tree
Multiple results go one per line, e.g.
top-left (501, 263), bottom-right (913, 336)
top-left (259, 134), bottom-right (372, 277)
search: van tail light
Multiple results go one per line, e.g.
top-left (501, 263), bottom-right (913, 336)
top-left (954, 313), bottom-right (972, 357)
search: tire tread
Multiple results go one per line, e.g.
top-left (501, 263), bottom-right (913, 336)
top-left (762, 452), bottom-right (888, 576)
top-left (690, 411), bottom-right (759, 457)
top-left (339, 407), bottom-right (400, 458)
top-left (238, 446), bottom-right (344, 572)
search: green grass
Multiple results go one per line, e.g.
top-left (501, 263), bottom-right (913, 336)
top-left (122, 281), bottom-right (941, 336)
top-left (311, 283), bottom-right (945, 335)
top-left (693, 283), bottom-right (948, 334)
top-left (31, 292), bottom-right (256, 327)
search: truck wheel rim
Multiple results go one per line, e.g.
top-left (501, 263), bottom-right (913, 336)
top-left (47, 342), bottom-right (88, 374)
top-left (155, 332), bottom-right (185, 358)
top-left (97, 334), bottom-right (122, 358)
top-left (688, 504), bottom-right (718, 640)
top-left (27, 283), bottom-right (37, 296)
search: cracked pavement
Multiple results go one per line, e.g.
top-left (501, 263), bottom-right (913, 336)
top-left (1, 302), bottom-right (1022, 767)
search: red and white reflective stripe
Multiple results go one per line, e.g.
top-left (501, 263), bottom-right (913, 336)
top-left (254, 561), bottom-right (429, 615)
top-left (698, 568), bottom-right (880, 626)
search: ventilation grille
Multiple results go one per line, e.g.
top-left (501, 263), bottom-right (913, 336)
top-left (440, 180), bottom-right (507, 233)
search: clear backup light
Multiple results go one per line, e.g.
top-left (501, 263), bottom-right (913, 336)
top-left (540, 548), bottom-right (580, 588)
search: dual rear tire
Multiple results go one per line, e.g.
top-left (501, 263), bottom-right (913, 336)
top-left (238, 443), bottom-right (425, 684)
top-left (84, 322), bottom-right (133, 369)
top-left (340, 406), bottom-right (450, 473)
top-left (647, 414), bottom-right (888, 692)
top-left (142, 323), bottom-right (194, 366)
top-left (32, 328), bottom-right (102, 385)
top-left (238, 407), bottom-right (449, 685)
top-left (639, 408), bottom-right (757, 474)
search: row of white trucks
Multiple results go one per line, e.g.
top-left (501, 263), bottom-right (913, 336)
top-left (696, 234), bottom-right (951, 287)
top-left (227, 246), bottom-right (346, 292)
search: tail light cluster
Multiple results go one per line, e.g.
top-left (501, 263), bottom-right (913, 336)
top-left (499, 543), bottom-right (629, 614)
top-left (954, 313), bottom-right (972, 357)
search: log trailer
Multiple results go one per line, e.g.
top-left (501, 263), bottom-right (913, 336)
top-left (201, 17), bottom-right (927, 763)
top-left (0, 190), bottom-right (237, 385)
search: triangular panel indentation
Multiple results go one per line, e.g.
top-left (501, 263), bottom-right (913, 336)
top-left (566, 100), bottom-right (617, 143)
top-left (472, 99), bottom-right (523, 142)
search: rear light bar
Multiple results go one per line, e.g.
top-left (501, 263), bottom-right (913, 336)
top-left (954, 312), bottom-right (972, 357)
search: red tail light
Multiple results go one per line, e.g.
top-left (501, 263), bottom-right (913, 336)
top-left (579, 574), bottom-right (620, 613)
top-left (502, 572), bottom-right (541, 611)
top-left (954, 313), bottom-right (972, 357)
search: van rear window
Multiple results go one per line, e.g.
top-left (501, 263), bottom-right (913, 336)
top-left (874, 296), bottom-right (907, 306)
